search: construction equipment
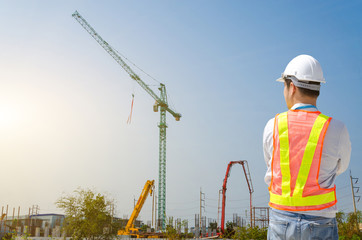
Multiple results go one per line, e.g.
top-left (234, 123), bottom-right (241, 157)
top-left (72, 11), bottom-right (181, 230)
top-left (221, 161), bottom-right (254, 233)
top-left (118, 180), bottom-right (155, 238)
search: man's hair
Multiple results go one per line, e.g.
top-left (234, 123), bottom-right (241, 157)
top-left (285, 79), bottom-right (320, 98)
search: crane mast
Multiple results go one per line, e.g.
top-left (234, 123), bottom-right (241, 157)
top-left (72, 11), bottom-right (181, 230)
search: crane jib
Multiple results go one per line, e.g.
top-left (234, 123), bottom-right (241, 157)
top-left (72, 11), bottom-right (181, 121)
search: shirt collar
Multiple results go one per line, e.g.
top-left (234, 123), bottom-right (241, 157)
top-left (291, 103), bottom-right (318, 111)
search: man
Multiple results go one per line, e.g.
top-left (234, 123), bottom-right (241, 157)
top-left (263, 55), bottom-right (351, 240)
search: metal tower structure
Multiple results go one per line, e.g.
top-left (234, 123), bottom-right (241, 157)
top-left (72, 11), bottom-right (181, 230)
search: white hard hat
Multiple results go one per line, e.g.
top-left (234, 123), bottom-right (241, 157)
top-left (276, 55), bottom-right (325, 90)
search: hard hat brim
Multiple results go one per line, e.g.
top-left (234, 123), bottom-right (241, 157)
top-left (276, 76), bottom-right (326, 83)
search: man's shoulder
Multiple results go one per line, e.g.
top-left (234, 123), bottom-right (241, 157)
top-left (327, 117), bottom-right (348, 135)
top-left (266, 117), bottom-right (275, 126)
top-left (264, 117), bottom-right (275, 137)
top-left (329, 117), bottom-right (346, 127)
top-left (265, 116), bottom-right (275, 126)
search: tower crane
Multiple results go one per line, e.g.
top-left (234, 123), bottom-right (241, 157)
top-left (72, 11), bottom-right (181, 230)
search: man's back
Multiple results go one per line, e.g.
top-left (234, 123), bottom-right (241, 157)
top-left (263, 103), bottom-right (351, 218)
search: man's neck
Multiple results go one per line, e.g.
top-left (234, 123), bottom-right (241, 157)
top-left (292, 96), bottom-right (317, 107)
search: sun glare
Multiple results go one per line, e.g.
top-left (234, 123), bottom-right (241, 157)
top-left (0, 104), bottom-right (20, 128)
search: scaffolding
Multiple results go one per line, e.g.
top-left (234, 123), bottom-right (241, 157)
top-left (252, 207), bottom-right (269, 229)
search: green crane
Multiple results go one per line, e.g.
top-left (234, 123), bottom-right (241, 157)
top-left (72, 11), bottom-right (181, 230)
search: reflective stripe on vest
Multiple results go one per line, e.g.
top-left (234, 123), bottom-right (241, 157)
top-left (269, 110), bottom-right (336, 211)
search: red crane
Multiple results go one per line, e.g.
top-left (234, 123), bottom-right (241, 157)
top-left (221, 160), bottom-right (254, 233)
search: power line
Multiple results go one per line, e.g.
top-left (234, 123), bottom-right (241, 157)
top-left (168, 206), bottom-right (199, 211)
top-left (168, 199), bottom-right (199, 205)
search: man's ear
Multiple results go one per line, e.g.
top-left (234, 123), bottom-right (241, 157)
top-left (290, 81), bottom-right (297, 95)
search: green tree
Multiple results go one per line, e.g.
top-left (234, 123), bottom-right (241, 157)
top-left (209, 222), bottom-right (217, 231)
top-left (165, 216), bottom-right (178, 239)
top-left (233, 226), bottom-right (267, 240)
top-left (181, 219), bottom-right (189, 234)
top-left (56, 188), bottom-right (115, 240)
top-left (336, 211), bottom-right (362, 239)
top-left (223, 221), bottom-right (236, 238)
top-left (139, 224), bottom-right (150, 233)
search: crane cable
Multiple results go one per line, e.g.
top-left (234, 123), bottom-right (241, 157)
top-left (114, 48), bottom-right (161, 84)
top-left (112, 48), bottom-right (179, 122)
top-left (112, 48), bottom-right (163, 124)
top-left (127, 94), bottom-right (135, 124)
top-left (113, 48), bottom-right (181, 115)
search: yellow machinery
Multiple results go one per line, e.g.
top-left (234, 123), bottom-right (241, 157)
top-left (118, 180), bottom-right (155, 238)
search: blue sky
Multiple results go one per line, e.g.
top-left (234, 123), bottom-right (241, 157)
top-left (0, 0), bottom-right (361, 227)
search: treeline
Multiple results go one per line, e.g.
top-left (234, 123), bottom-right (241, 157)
top-left (3, 187), bottom-right (359, 240)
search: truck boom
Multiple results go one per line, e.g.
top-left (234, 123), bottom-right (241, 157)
top-left (118, 180), bottom-right (155, 237)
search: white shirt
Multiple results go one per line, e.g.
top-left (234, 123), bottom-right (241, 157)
top-left (263, 103), bottom-right (351, 218)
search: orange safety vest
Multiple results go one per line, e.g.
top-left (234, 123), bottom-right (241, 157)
top-left (269, 109), bottom-right (337, 211)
